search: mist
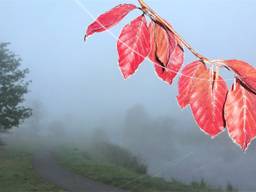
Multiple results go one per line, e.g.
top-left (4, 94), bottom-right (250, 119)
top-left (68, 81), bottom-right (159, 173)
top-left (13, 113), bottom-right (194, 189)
top-left (1, 0), bottom-right (256, 191)
top-left (4, 101), bottom-right (256, 191)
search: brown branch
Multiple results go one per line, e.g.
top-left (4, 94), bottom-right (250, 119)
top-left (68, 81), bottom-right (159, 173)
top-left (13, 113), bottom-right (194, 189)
top-left (138, 0), bottom-right (209, 62)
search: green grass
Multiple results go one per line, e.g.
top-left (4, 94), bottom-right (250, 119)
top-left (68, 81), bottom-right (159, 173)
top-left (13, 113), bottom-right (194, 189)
top-left (0, 145), bottom-right (63, 192)
top-left (55, 143), bottom-right (227, 192)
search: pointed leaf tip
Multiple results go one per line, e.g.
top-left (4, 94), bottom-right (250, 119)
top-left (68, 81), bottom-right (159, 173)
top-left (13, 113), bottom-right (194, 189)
top-left (225, 80), bottom-right (256, 151)
top-left (85, 4), bottom-right (136, 38)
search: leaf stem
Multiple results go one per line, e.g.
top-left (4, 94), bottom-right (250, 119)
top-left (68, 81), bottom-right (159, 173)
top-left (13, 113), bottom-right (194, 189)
top-left (138, 0), bottom-right (209, 62)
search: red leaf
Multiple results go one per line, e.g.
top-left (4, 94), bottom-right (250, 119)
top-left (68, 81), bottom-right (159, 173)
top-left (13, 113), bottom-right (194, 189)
top-left (85, 4), bottom-right (136, 38)
top-left (177, 60), bottom-right (206, 108)
top-left (155, 42), bottom-right (184, 84)
top-left (189, 69), bottom-right (228, 137)
top-left (117, 15), bottom-right (150, 79)
top-left (224, 80), bottom-right (256, 151)
top-left (148, 21), bottom-right (184, 84)
top-left (148, 22), bottom-right (174, 65)
top-left (224, 60), bottom-right (256, 93)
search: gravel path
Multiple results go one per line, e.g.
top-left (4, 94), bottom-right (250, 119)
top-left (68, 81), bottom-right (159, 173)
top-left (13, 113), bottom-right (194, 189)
top-left (32, 150), bottom-right (128, 192)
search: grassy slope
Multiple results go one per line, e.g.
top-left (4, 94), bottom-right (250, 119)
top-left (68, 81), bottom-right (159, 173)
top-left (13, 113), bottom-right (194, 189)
top-left (0, 145), bottom-right (63, 192)
top-left (56, 144), bottom-right (225, 192)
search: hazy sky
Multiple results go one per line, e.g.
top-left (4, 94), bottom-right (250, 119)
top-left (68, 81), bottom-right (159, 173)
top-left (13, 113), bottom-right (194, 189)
top-left (1, 0), bottom-right (256, 190)
top-left (1, 0), bottom-right (255, 122)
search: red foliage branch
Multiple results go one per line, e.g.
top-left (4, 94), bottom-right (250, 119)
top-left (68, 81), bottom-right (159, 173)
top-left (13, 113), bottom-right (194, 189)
top-left (84, 0), bottom-right (256, 151)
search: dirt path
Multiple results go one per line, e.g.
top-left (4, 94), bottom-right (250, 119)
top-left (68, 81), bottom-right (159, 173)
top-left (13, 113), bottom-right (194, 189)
top-left (32, 150), bottom-right (128, 192)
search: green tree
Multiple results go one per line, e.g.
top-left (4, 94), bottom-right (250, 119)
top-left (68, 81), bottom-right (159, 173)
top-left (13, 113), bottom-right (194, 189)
top-left (0, 43), bottom-right (31, 130)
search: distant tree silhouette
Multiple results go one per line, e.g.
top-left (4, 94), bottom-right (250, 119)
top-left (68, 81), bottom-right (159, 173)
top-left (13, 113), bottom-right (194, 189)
top-left (226, 182), bottom-right (237, 192)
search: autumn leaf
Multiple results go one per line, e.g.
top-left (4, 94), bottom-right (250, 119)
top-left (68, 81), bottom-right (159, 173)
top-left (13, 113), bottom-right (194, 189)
top-left (157, 42), bottom-right (184, 83)
top-left (224, 60), bottom-right (256, 93)
top-left (148, 22), bottom-right (173, 66)
top-left (177, 60), bottom-right (206, 108)
top-left (85, 4), bottom-right (136, 39)
top-left (117, 15), bottom-right (150, 79)
top-left (149, 21), bottom-right (184, 84)
top-left (189, 69), bottom-right (228, 137)
top-left (224, 80), bottom-right (256, 151)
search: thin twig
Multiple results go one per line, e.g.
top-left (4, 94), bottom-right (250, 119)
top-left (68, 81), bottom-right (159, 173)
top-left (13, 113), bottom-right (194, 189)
top-left (138, 0), bottom-right (209, 62)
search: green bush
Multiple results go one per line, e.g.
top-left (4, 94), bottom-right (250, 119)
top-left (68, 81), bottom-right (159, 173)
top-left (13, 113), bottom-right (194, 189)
top-left (89, 142), bottom-right (147, 174)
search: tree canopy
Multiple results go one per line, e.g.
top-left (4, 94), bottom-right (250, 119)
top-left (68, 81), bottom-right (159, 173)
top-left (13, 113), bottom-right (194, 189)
top-left (0, 43), bottom-right (31, 130)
